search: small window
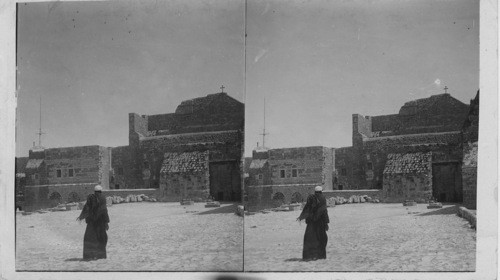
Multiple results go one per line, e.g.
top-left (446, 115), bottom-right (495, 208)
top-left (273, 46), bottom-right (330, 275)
top-left (117, 167), bottom-right (124, 175)
top-left (292, 169), bottom-right (298, 177)
top-left (366, 162), bottom-right (373, 170)
top-left (258, 174), bottom-right (263, 180)
top-left (341, 168), bottom-right (347, 176)
top-left (115, 184), bottom-right (120, 189)
top-left (56, 169), bottom-right (62, 178)
top-left (34, 174), bottom-right (39, 179)
top-left (338, 184), bottom-right (344, 190)
top-left (68, 169), bottom-right (74, 177)
top-left (280, 170), bottom-right (285, 178)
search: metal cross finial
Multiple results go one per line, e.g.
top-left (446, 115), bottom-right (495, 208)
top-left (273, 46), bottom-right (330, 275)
top-left (444, 86), bottom-right (448, 94)
top-left (220, 85), bottom-right (225, 93)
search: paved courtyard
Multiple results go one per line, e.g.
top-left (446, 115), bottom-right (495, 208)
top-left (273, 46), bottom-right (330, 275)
top-left (244, 203), bottom-right (476, 271)
top-left (16, 202), bottom-right (243, 271)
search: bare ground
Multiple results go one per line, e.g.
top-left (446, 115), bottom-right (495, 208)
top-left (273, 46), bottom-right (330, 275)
top-left (244, 203), bottom-right (476, 272)
top-left (16, 202), bottom-right (243, 271)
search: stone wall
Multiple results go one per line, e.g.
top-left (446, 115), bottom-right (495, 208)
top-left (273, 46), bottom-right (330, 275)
top-left (42, 146), bottom-right (112, 189)
top-left (245, 184), bottom-right (317, 211)
top-left (159, 151), bottom-right (210, 201)
top-left (24, 183), bottom-right (97, 211)
top-left (160, 172), bottom-right (209, 201)
top-left (322, 147), bottom-right (335, 190)
top-left (322, 189), bottom-right (384, 200)
top-left (129, 113), bottom-right (148, 137)
top-left (110, 146), bottom-right (136, 189)
top-left (136, 130), bottom-right (242, 190)
top-left (102, 188), bottom-right (160, 199)
top-left (334, 146), bottom-right (355, 190)
top-left (98, 147), bottom-right (112, 189)
top-left (360, 132), bottom-right (462, 190)
top-left (352, 114), bottom-right (372, 137)
top-left (245, 184), bottom-right (385, 211)
top-left (147, 92), bottom-right (244, 135)
top-left (462, 142), bottom-right (478, 209)
top-left (382, 173), bottom-right (432, 203)
top-left (371, 94), bottom-right (469, 136)
top-left (267, 146), bottom-right (331, 187)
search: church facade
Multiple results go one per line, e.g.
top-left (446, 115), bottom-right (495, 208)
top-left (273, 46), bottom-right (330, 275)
top-left (245, 90), bottom-right (479, 209)
top-left (19, 91), bottom-right (244, 210)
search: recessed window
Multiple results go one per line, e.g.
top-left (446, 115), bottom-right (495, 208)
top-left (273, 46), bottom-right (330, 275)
top-left (280, 170), bottom-right (285, 178)
top-left (118, 167), bottom-right (124, 175)
top-left (34, 174), bottom-right (39, 179)
top-left (68, 169), bottom-right (74, 177)
top-left (56, 169), bottom-right (62, 178)
top-left (292, 169), bottom-right (298, 177)
top-left (258, 174), bottom-right (263, 180)
top-left (366, 162), bottom-right (373, 170)
top-left (341, 168), bottom-right (347, 176)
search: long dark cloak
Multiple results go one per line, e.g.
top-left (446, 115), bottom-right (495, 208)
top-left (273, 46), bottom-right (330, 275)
top-left (298, 192), bottom-right (329, 260)
top-left (78, 193), bottom-right (110, 260)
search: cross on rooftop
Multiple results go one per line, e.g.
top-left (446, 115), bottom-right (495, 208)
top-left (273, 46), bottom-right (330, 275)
top-left (444, 86), bottom-right (448, 94)
top-left (220, 85), bottom-right (225, 93)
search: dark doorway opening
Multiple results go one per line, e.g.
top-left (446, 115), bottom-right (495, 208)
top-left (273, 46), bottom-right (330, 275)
top-left (209, 161), bottom-right (241, 202)
top-left (432, 162), bottom-right (462, 203)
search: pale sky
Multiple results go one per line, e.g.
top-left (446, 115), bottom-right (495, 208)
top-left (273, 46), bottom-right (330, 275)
top-left (16, 0), bottom-right (479, 158)
top-left (16, 0), bottom-right (245, 157)
top-left (245, 0), bottom-right (479, 156)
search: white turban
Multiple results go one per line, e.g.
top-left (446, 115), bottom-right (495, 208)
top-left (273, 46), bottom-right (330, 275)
top-left (315, 186), bottom-right (323, 192)
top-left (94, 185), bottom-right (103, 192)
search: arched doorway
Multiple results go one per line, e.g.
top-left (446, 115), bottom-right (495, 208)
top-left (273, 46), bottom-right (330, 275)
top-left (272, 192), bottom-right (285, 207)
top-left (49, 192), bottom-right (62, 207)
top-left (290, 192), bottom-right (303, 204)
top-left (68, 192), bottom-right (80, 203)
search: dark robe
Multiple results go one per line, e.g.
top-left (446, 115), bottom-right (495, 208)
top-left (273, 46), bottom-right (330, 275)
top-left (79, 192), bottom-right (110, 260)
top-left (298, 192), bottom-right (329, 260)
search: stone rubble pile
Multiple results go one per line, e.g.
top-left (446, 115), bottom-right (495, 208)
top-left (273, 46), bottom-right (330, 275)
top-left (108, 194), bottom-right (157, 204)
top-left (326, 195), bottom-right (380, 207)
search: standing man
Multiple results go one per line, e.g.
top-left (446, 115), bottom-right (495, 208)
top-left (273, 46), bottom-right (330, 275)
top-left (77, 185), bottom-right (110, 260)
top-left (297, 186), bottom-right (329, 260)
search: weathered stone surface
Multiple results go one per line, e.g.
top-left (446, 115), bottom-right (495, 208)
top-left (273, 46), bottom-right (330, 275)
top-left (427, 202), bottom-right (443, 209)
top-left (106, 197), bottom-right (113, 206)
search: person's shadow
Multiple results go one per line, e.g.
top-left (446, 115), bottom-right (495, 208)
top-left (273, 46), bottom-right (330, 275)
top-left (284, 258), bottom-right (306, 262)
top-left (65, 258), bottom-right (93, 262)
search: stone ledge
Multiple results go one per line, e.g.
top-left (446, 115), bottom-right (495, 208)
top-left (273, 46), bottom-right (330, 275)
top-left (457, 206), bottom-right (476, 230)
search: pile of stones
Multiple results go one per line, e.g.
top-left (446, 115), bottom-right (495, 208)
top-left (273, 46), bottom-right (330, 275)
top-left (107, 194), bottom-right (157, 205)
top-left (403, 200), bottom-right (417, 206)
top-left (205, 201), bottom-right (221, 208)
top-left (326, 195), bottom-right (380, 207)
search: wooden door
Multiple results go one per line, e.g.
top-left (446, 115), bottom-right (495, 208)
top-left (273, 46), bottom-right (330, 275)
top-left (209, 161), bottom-right (241, 201)
top-left (432, 163), bottom-right (462, 203)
